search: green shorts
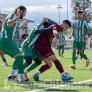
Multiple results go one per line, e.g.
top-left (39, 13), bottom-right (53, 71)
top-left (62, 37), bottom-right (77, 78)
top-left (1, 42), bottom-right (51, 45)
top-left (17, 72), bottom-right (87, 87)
top-left (21, 45), bottom-right (38, 60)
top-left (57, 45), bottom-right (64, 50)
top-left (72, 41), bottom-right (85, 50)
top-left (0, 38), bottom-right (21, 57)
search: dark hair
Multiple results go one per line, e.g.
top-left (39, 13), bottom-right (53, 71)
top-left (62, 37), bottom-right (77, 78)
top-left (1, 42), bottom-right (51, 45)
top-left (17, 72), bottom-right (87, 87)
top-left (13, 5), bottom-right (26, 13)
top-left (63, 20), bottom-right (71, 27)
top-left (0, 20), bottom-right (2, 23)
top-left (77, 10), bottom-right (83, 14)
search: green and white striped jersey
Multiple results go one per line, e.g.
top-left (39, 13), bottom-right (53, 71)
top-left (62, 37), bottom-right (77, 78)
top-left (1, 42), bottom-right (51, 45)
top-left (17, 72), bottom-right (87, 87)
top-left (57, 33), bottom-right (65, 45)
top-left (73, 19), bottom-right (89, 42)
top-left (0, 13), bottom-right (18, 39)
top-left (22, 23), bottom-right (44, 48)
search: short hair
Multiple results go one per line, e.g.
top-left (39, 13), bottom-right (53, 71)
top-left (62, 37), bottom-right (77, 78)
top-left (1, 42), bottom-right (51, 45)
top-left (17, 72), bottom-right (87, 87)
top-left (0, 21), bottom-right (2, 23)
top-left (63, 20), bottom-right (71, 27)
top-left (13, 5), bottom-right (26, 13)
top-left (77, 10), bottom-right (83, 14)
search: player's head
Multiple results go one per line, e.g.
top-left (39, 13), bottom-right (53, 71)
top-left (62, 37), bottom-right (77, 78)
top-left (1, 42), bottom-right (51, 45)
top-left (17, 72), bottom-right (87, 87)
top-left (0, 21), bottom-right (2, 29)
top-left (25, 29), bottom-right (27, 33)
top-left (60, 20), bottom-right (71, 32)
top-left (13, 5), bottom-right (26, 19)
top-left (77, 10), bottom-right (83, 20)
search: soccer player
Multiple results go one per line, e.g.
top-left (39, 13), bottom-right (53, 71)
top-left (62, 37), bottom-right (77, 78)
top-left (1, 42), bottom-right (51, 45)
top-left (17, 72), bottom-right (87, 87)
top-left (0, 5), bottom-right (30, 83)
top-left (32, 19), bottom-right (73, 81)
top-left (69, 10), bottom-right (89, 69)
top-left (56, 31), bottom-right (66, 58)
top-left (0, 21), bottom-right (8, 65)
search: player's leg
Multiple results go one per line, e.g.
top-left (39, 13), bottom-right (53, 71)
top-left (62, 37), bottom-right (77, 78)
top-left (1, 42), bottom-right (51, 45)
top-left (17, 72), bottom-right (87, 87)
top-left (79, 42), bottom-right (89, 67)
top-left (71, 41), bottom-right (78, 69)
top-left (79, 49), bottom-right (84, 62)
top-left (76, 49), bottom-right (79, 59)
top-left (0, 39), bottom-right (29, 83)
top-left (48, 55), bottom-right (73, 80)
top-left (34, 58), bottom-right (52, 81)
top-left (0, 49), bottom-right (8, 65)
top-left (61, 46), bottom-right (64, 58)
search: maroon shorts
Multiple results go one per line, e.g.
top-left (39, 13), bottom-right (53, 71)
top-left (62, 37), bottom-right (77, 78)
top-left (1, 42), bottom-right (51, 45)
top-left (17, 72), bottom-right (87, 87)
top-left (35, 38), bottom-right (54, 59)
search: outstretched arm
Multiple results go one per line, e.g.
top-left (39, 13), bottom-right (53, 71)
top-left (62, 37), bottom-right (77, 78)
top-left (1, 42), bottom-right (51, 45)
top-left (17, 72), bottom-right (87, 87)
top-left (34, 26), bottom-right (52, 34)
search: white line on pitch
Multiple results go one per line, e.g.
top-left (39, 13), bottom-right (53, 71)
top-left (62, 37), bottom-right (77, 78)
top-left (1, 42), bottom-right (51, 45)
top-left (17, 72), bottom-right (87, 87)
top-left (27, 79), bottom-right (92, 92)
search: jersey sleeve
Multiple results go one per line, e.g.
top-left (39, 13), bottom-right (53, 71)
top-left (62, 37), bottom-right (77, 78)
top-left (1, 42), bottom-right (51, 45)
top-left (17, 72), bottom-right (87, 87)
top-left (84, 21), bottom-right (89, 31)
top-left (52, 24), bottom-right (60, 33)
top-left (8, 13), bottom-right (15, 21)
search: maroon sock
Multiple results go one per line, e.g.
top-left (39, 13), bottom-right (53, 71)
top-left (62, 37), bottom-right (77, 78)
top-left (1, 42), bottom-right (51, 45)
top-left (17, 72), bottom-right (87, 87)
top-left (77, 49), bottom-right (79, 54)
top-left (2, 58), bottom-right (6, 63)
top-left (54, 60), bottom-right (64, 73)
top-left (39, 64), bottom-right (50, 73)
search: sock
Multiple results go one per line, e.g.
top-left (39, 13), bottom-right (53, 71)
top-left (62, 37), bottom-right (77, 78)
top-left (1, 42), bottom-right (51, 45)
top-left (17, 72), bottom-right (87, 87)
top-left (12, 56), bottom-right (23, 70)
top-left (25, 70), bottom-right (28, 73)
top-left (59, 50), bottom-right (61, 57)
top-left (20, 74), bottom-right (26, 81)
top-left (36, 71), bottom-right (41, 75)
top-left (77, 50), bottom-right (79, 55)
top-left (10, 69), bottom-right (16, 76)
top-left (53, 60), bottom-right (64, 73)
top-left (39, 64), bottom-right (50, 73)
top-left (80, 50), bottom-right (84, 59)
top-left (2, 58), bottom-right (6, 63)
top-left (72, 50), bottom-right (76, 64)
top-left (27, 63), bottom-right (39, 72)
top-left (15, 72), bottom-right (19, 76)
top-left (62, 51), bottom-right (64, 55)
top-left (80, 53), bottom-right (88, 60)
top-left (23, 62), bottom-right (29, 70)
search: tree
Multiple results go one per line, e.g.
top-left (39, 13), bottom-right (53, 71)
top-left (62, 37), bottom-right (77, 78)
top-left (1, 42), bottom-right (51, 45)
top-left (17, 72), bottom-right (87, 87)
top-left (71, 0), bottom-right (92, 23)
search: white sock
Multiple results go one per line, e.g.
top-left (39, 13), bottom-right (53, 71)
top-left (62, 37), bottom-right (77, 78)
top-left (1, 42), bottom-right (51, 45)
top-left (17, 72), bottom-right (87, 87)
top-left (37, 71), bottom-right (40, 75)
top-left (10, 69), bottom-right (16, 76)
top-left (25, 70), bottom-right (28, 73)
top-left (20, 74), bottom-right (26, 81)
top-left (73, 64), bottom-right (75, 66)
top-left (15, 72), bottom-right (19, 76)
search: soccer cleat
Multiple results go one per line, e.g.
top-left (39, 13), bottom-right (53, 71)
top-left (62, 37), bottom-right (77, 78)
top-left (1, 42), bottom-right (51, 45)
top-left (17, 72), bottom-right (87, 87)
top-left (71, 65), bottom-right (76, 69)
top-left (85, 59), bottom-right (89, 67)
top-left (8, 76), bottom-right (19, 82)
top-left (24, 73), bottom-right (29, 80)
top-left (61, 72), bottom-right (73, 81)
top-left (33, 73), bottom-right (39, 81)
top-left (2, 62), bottom-right (8, 66)
top-left (21, 79), bottom-right (31, 84)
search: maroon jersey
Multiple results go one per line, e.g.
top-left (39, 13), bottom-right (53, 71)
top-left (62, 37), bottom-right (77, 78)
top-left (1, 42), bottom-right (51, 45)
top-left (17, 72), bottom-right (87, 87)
top-left (35, 24), bottom-right (60, 57)
top-left (21, 33), bottom-right (28, 40)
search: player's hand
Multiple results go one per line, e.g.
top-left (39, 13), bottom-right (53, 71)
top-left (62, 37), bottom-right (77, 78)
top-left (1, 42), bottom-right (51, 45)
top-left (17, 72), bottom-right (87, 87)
top-left (80, 36), bottom-right (84, 40)
top-left (23, 20), bottom-right (28, 25)
top-left (17, 9), bottom-right (21, 19)
top-left (42, 17), bottom-right (48, 24)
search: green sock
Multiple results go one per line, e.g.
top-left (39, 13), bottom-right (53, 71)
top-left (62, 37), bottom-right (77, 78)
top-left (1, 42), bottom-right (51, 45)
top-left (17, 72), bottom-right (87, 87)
top-left (72, 51), bottom-right (76, 64)
top-left (27, 63), bottom-right (39, 72)
top-left (62, 51), bottom-right (64, 55)
top-left (80, 53), bottom-right (88, 60)
top-left (13, 56), bottom-right (23, 70)
top-left (23, 62), bottom-right (29, 70)
top-left (13, 56), bottom-right (24, 74)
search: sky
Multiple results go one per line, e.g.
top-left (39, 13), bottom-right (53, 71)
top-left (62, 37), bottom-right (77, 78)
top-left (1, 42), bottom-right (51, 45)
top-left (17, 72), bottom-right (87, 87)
top-left (0, 0), bottom-right (92, 29)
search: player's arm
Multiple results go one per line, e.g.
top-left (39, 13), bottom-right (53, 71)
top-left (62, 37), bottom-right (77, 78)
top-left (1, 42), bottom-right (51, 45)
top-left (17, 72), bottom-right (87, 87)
top-left (69, 29), bottom-right (75, 39)
top-left (7, 9), bottom-right (20, 27)
top-left (17, 20), bottom-right (28, 29)
top-left (80, 22), bottom-right (89, 40)
top-left (34, 26), bottom-right (52, 34)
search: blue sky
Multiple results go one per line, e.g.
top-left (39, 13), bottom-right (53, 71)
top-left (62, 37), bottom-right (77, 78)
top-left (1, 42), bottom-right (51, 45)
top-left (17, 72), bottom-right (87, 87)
top-left (0, 0), bottom-right (92, 29)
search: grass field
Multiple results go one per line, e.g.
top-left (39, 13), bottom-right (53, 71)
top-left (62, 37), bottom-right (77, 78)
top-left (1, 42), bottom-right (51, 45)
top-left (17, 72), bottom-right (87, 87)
top-left (0, 49), bottom-right (92, 92)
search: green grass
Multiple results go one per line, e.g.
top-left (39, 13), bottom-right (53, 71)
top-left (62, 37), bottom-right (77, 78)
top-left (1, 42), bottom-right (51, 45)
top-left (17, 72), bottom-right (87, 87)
top-left (0, 49), bottom-right (92, 92)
